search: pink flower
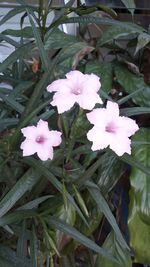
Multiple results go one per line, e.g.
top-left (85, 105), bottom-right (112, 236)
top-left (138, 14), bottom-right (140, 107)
top-left (47, 70), bottom-right (102, 113)
top-left (20, 119), bottom-right (62, 161)
top-left (86, 101), bottom-right (139, 156)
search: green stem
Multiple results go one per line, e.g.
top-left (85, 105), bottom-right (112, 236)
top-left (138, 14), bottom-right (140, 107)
top-left (66, 108), bottom-right (84, 162)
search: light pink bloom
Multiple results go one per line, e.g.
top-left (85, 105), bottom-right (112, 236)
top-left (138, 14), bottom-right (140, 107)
top-left (47, 70), bottom-right (102, 113)
top-left (20, 119), bottom-right (62, 161)
top-left (86, 101), bottom-right (139, 156)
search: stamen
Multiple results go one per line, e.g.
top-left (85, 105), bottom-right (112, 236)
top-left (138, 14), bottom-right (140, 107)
top-left (36, 135), bottom-right (45, 144)
top-left (105, 123), bottom-right (116, 134)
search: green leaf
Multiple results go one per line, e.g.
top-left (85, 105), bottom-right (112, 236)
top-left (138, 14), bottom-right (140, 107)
top-left (55, 16), bottom-right (144, 32)
top-left (86, 181), bottom-right (128, 250)
top-left (47, 216), bottom-right (119, 264)
top-left (85, 61), bottom-right (113, 93)
top-left (129, 128), bottom-right (150, 224)
top-left (17, 195), bottom-right (52, 210)
top-left (23, 158), bottom-right (89, 226)
top-left (121, 0), bottom-right (135, 15)
top-left (26, 11), bottom-right (49, 71)
top-left (98, 25), bottom-right (137, 46)
top-left (0, 210), bottom-right (37, 227)
top-left (17, 221), bottom-right (27, 259)
top-left (0, 257), bottom-right (15, 267)
top-left (121, 153), bottom-right (150, 177)
top-left (30, 226), bottom-right (38, 267)
top-left (0, 43), bottom-right (34, 73)
top-left (0, 33), bottom-right (19, 47)
top-left (97, 152), bottom-right (126, 195)
top-left (2, 27), bottom-right (34, 38)
top-left (57, 42), bottom-right (94, 65)
top-left (0, 92), bottom-right (24, 113)
top-left (120, 107), bottom-right (150, 116)
top-left (95, 232), bottom-right (132, 267)
top-left (115, 64), bottom-right (150, 107)
top-left (0, 118), bottom-right (18, 131)
top-left (44, 28), bottom-right (77, 50)
top-left (0, 245), bottom-right (31, 267)
top-left (135, 32), bottom-right (150, 54)
top-left (0, 168), bottom-right (41, 218)
top-left (0, 6), bottom-right (25, 26)
top-left (128, 184), bottom-right (150, 264)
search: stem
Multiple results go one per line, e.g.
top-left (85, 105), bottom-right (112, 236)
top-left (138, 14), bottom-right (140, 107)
top-left (66, 108), bottom-right (84, 162)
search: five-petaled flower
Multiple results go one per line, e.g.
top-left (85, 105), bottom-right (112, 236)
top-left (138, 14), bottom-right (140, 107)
top-left (20, 119), bottom-right (62, 161)
top-left (86, 101), bottom-right (139, 156)
top-left (47, 70), bottom-right (102, 114)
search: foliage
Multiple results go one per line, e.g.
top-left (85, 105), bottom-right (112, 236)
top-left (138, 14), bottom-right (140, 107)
top-left (0, 0), bottom-right (150, 266)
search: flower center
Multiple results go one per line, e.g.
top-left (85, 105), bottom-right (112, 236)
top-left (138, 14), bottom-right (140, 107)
top-left (73, 88), bottom-right (81, 95)
top-left (105, 122), bottom-right (116, 134)
top-left (36, 135), bottom-right (45, 144)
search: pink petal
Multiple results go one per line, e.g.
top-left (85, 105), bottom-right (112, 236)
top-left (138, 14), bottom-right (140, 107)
top-left (37, 145), bottom-right (53, 161)
top-left (47, 79), bottom-right (70, 93)
top-left (109, 134), bottom-right (131, 156)
top-left (86, 108), bottom-right (108, 127)
top-left (37, 119), bottom-right (49, 131)
top-left (87, 126), bottom-right (109, 151)
top-left (21, 126), bottom-right (37, 139)
top-left (48, 131), bottom-right (62, 147)
top-left (117, 116), bottom-right (139, 137)
top-left (77, 93), bottom-right (102, 110)
top-left (51, 92), bottom-right (76, 113)
top-left (106, 101), bottom-right (119, 118)
top-left (20, 140), bottom-right (37, 156)
top-left (82, 73), bottom-right (101, 93)
top-left (66, 70), bottom-right (85, 83)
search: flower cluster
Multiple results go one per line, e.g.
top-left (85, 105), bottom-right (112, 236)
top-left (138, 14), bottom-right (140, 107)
top-left (20, 70), bottom-right (139, 160)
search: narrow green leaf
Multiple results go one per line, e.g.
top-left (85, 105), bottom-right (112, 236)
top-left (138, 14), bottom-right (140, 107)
top-left (0, 245), bottom-right (31, 267)
top-left (118, 87), bottom-right (145, 105)
top-left (47, 216), bottom-right (119, 264)
top-left (0, 92), bottom-right (24, 113)
top-left (0, 33), bottom-right (19, 47)
top-left (86, 181), bottom-right (129, 250)
top-left (121, 0), bottom-right (135, 15)
top-left (95, 232), bottom-right (132, 267)
top-left (51, 16), bottom-right (144, 32)
top-left (30, 226), bottom-right (38, 267)
top-left (0, 210), bottom-right (37, 227)
top-left (26, 11), bottom-right (49, 71)
top-left (0, 168), bottom-right (41, 218)
top-left (17, 221), bottom-right (27, 259)
top-left (17, 195), bottom-right (52, 210)
top-left (121, 154), bottom-right (150, 176)
top-left (0, 6), bottom-right (25, 26)
top-left (0, 43), bottom-right (34, 73)
top-left (23, 158), bottom-right (89, 226)
top-left (3, 27), bottom-right (34, 38)
top-left (120, 107), bottom-right (150, 116)
top-left (0, 118), bottom-right (18, 131)
top-left (73, 185), bottom-right (89, 217)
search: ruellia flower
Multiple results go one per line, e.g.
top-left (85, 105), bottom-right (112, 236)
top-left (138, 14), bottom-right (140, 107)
top-left (86, 101), bottom-right (139, 156)
top-left (20, 119), bottom-right (62, 161)
top-left (47, 70), bottom-right (102, 113)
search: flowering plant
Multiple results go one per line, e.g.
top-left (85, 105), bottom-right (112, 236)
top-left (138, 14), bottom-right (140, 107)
top-left (0, 1), bottom-right (150, 267)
